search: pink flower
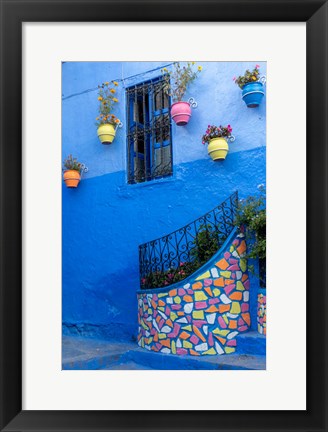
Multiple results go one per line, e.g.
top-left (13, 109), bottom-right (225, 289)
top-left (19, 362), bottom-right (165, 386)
top-left (141, 278), bottom-right (146, 284)
top-left (233, 77), bottom-right (236, 81)
top-left (164, 281), bottom-right (169, 285)
top-left (256, 64), bottom-right (260, 68)
top-left (179, 262), bottom-right (185, 267)
top-left (227, 125), bottom-right (232, 133)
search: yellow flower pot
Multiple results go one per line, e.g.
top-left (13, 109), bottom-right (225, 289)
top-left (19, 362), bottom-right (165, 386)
top-left (207, 137), bottom-right (229, 161)
top-left (97, 123), bottom-right (116, 144)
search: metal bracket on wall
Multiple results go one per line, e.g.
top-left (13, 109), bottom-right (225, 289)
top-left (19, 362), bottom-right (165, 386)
top-left (188, 97), bottom-right (198, 108)
top-left (116, 121), bottom-right (124, 130)
top-left (80, 164), bottom-right (89, 178)
top-left (259, 76), bottom-right (266, 85)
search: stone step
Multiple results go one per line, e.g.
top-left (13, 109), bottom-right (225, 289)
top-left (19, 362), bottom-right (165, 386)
top-left (62, 335), bottom-right (138, 370)
top-left (120, 348), bottom-right (265, 370)
top-left (101, 361), bottom-right (150, 370)
top-left (62, 335), bottom-right (265, 370)
top-left (236, 331), bottom-right (266, 355)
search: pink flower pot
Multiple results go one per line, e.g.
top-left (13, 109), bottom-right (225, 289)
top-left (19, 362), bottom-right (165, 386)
top-left (170, 101), bottom-right (192, 126)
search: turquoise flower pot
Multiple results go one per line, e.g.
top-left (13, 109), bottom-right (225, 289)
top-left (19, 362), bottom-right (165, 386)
top-left (242, 81), bottom-right (265, 108)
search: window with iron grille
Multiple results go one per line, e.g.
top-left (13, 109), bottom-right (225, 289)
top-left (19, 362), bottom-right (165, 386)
top-left (126, 76), bottom-right (172, 184)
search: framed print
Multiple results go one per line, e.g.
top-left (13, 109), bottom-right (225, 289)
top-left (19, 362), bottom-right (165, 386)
top-left (61, 59), bottom-right (268, 373)
top-left (0, 0), bottom-right (327, 431)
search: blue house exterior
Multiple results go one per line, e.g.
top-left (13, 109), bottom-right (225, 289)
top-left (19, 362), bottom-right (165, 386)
top-left (62, 61), bottom-right (266, 343)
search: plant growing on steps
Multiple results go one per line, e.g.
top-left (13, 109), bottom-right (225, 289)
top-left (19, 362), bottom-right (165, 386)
top-left (190, 224), bottom-right (220, 266)
top-left (141, 261), bottom-right (198, 289)
top-left (141, 224), bottom-right (221, 289)
top-left (234, 185), bottom-right (266, 285)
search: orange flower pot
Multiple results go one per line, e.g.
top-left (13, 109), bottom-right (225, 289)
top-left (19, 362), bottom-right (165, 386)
top-left (63, 170), bottom-right (81, 188)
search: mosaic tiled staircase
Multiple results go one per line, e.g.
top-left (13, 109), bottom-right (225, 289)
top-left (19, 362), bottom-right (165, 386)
top-left (137, 227), bottom-right (261, 357)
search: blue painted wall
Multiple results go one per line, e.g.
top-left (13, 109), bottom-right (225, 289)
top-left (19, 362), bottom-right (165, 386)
top-left (62, 61), bottom-right (266, 340)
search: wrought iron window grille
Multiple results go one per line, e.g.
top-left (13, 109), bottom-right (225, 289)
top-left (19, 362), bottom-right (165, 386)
top-left (126, 76), bottom-right (173, 184)
top-left (139, 191), bottom-right (239, 290)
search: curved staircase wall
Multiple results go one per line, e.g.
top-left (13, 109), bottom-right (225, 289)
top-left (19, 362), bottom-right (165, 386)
top-left (137, 227), bottom-right (251, 356)
top-left (257, 289), bottom-right (267, 335)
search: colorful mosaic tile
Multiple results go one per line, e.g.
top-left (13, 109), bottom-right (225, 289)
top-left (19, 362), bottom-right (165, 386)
top-left (257, 293), bottom-right (267, 335)
top-left (137, 232), bottom-right (251, 356)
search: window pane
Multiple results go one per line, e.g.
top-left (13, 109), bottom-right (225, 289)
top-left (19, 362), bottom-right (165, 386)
top-left (153, 145), bottom-right (172, 178)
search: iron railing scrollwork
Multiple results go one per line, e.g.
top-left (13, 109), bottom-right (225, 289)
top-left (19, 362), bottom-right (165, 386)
top-left (139, 191), bottom-right (239, 290)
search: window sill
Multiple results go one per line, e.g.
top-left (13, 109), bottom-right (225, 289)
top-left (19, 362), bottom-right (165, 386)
top-left (119, 173), bottom-right (178, 191)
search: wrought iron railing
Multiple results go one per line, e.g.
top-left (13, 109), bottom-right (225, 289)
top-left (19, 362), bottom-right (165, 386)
top-left (139, 191), bottom-right (239, 290)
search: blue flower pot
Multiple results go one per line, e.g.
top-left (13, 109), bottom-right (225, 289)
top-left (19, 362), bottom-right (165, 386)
top-left (242, 81), bottom-right (265, 108)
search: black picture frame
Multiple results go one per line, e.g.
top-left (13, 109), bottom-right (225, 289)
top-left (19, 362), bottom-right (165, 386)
top-left (0, 1), bottom-right (327, 431)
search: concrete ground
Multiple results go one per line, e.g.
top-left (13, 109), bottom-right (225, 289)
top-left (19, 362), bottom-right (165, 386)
top-left (62, 332), bottom-right (266, 370)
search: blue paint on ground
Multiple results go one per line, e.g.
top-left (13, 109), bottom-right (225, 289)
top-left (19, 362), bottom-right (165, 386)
top-left (62, 335), bottom-right (265, 370)
top-left (236, 331), bottom-right (266, 356)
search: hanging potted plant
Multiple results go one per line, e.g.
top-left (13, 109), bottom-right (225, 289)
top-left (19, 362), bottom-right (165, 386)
top-left (234, 65), bottom-right (266, 108)
top-left (96, 81), bottom-right (121, 144)
top-left (162, 62), bottom-right (202, 126)
top-left (202, 124), bottom-right (235, 161)
top-left (63, 155), bottom-right (86, 188)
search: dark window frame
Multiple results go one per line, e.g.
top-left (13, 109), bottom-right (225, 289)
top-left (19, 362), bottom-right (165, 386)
top-left (126, 75), bottom-right (173, 184)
